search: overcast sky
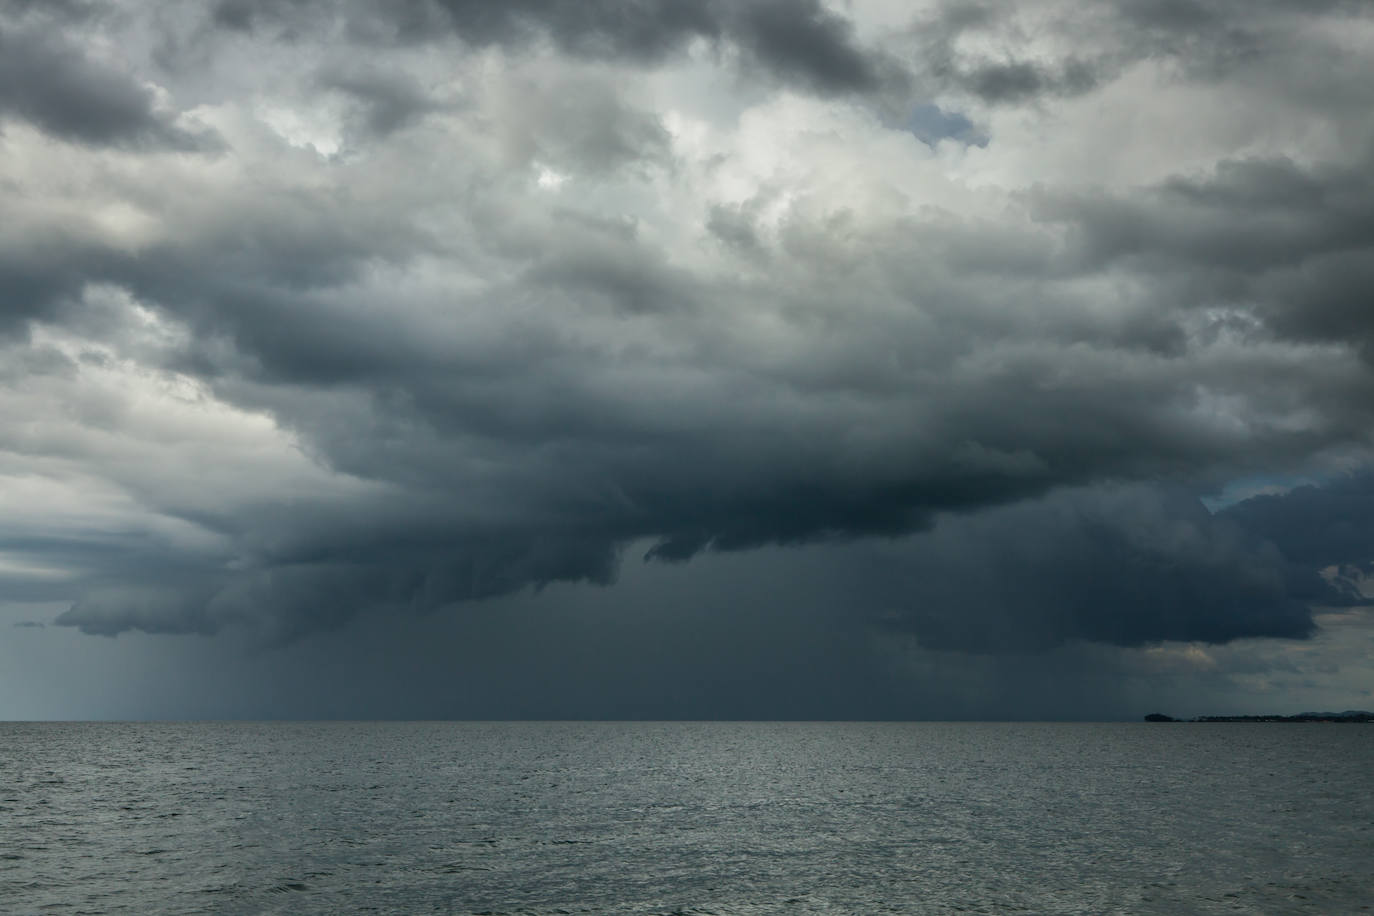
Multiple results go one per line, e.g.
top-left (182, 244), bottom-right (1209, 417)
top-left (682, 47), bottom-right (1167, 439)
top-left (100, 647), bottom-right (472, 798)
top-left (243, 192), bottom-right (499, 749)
top-left (2, 0), bottom-right (1373, 720)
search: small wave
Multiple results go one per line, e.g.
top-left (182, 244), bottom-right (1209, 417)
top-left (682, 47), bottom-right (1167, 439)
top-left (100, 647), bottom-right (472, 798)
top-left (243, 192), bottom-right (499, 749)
top-left (267, 881), bottom-right (310, 893)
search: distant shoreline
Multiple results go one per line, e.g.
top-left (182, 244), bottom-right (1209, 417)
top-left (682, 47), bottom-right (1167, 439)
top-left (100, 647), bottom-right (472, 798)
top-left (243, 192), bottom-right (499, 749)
top-left (1146, 712), bottom-right (1373, 723)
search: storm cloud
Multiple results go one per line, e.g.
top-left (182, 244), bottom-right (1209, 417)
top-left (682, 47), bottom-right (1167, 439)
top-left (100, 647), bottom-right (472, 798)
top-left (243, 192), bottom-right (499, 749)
top-left (3, 0), bottom-right (1374, 718)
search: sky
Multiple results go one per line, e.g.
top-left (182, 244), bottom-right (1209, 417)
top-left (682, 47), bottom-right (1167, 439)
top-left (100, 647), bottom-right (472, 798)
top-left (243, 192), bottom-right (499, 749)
top-left (2, 0), bottom-right (1373, 720)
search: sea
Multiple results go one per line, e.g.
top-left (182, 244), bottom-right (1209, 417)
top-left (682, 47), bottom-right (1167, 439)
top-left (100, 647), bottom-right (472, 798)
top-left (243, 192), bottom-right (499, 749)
top-left (1, 722), bottom-right (1370, 915)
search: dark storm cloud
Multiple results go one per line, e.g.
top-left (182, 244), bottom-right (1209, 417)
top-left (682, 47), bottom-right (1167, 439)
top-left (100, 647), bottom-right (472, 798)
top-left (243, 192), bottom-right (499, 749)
top-left (861, 486), bottom-right (1325, 653)
top-left (637, 484), bottom-right (1339, 655)
top-left (0, 21), bottom-right (213, 149)
top-left (5, 0), bottom-right (1372, 668)
top-left (54, 523), bottom-right (624, 643)
top-left (209, 0), bottom-right (896, 95)
top-left (1220, 475), bottom-right (1374, 575)
top-left (23, 135), bottom-right (1374, 646)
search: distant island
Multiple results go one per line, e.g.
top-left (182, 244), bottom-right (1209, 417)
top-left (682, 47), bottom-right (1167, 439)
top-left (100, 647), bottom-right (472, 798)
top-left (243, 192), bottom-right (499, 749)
top-left (1145, 711), bottom-right (1373, 723)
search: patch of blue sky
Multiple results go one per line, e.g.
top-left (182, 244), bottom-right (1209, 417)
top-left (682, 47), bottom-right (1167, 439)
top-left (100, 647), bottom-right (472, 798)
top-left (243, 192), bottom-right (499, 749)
top-left (903, 103), bottom-right (988, 148)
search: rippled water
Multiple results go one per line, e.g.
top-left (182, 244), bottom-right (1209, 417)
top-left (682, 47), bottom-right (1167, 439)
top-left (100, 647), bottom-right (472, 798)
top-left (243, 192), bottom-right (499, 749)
top-left (1, 722), bottom-right (1371, 914)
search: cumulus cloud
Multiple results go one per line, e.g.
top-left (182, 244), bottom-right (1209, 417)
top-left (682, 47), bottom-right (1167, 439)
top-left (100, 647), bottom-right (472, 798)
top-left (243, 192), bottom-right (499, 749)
top-left (2, 0), bottom-right (1372, 694)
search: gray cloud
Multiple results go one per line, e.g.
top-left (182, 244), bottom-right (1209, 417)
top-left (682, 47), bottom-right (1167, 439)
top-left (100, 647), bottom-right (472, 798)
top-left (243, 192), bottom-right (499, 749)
top-left (908, 3), bottom-right (1111, 103)
top-left (491, 74), bottom-right (672, 173)
top-left (1, 0), bottom-right (1371, 713)
top-left (727, 0), bottom-right (890, 94)
top-left (209, 0), bottom-right (899, 96)
top-left (953, 58), bottom-right (1100, 104)
top-left (0, 21), bottom-right (214, 149)
top-left (317, 65), bottom-right (443, 138)
top-left (907, 0), bottom-right (1374, 107)
top-left (1112, 0), bottom-right (1374, 76)
top-left (1040, 154), bottom-right (1374, 273)
top-left (1033, 149), bottom-right (1374, 371)
top-left (0, 0), bottom-right (97, 24)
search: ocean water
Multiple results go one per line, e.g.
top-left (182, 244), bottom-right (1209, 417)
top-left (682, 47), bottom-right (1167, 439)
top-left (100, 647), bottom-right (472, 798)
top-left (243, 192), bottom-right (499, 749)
top-left (1, 722), bottom-right (1370, 915)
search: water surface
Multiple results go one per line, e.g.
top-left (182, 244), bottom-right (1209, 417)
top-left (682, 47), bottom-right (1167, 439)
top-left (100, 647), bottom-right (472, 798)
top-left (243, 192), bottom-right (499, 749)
top-left (2, 722), bottom-right (1370, 914)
